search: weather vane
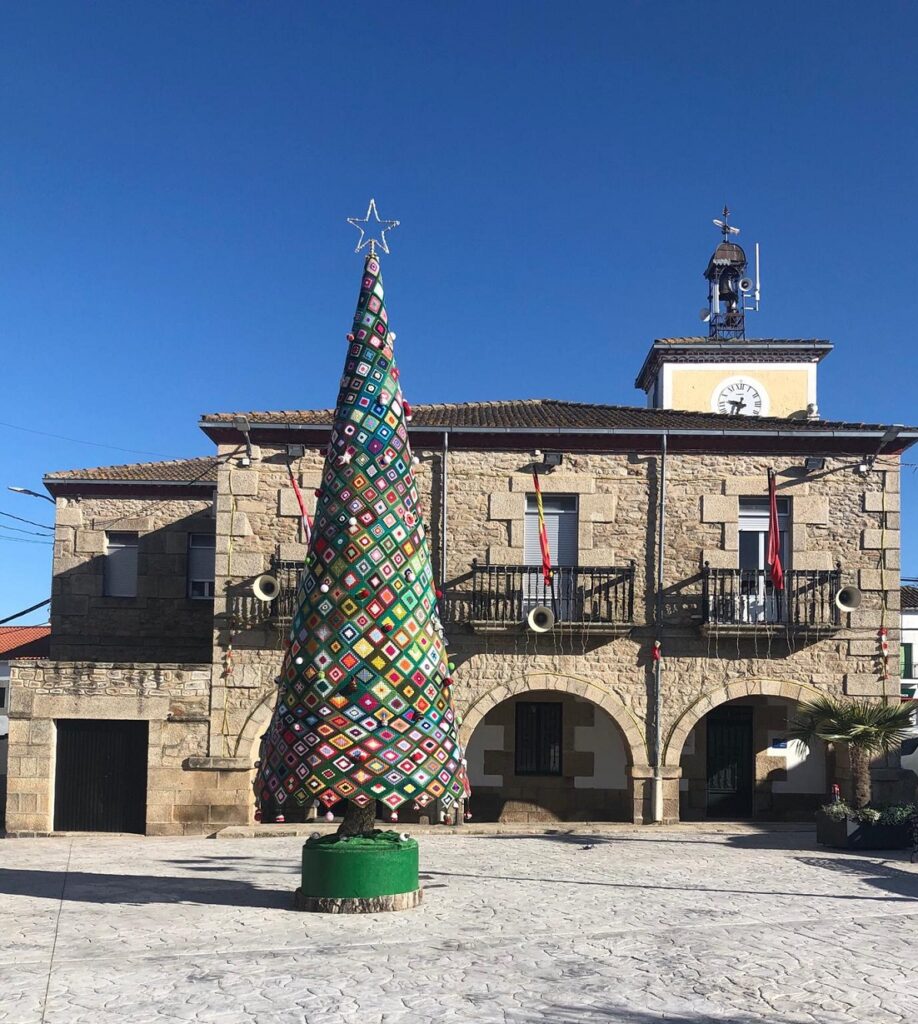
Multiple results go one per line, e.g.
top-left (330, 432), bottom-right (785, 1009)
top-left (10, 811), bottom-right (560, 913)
top-left (712, 204), bottom-right (741, 242)
top-left (347, 198), bottom-right (399, 256)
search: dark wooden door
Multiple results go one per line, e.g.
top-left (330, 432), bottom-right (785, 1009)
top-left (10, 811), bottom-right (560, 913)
top-left (706, 707), bottom-right (753, 818)
top-left (54, 720), bottom-right (148, 833)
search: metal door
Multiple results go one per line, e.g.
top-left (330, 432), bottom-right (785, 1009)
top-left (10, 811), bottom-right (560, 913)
top-left (706, 707), bottom-right (753, 818)
top-left (54, 719), bottom-right (148, 833)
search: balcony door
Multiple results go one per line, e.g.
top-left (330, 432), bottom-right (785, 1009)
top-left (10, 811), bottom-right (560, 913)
top-left (523, 495), bottom-right (578, 619)
top-left (738, 498), bottom-right (789, 624)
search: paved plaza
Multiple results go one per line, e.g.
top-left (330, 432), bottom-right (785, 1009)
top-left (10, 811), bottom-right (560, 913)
top-left (1, 827), bottom-right (917, 1023)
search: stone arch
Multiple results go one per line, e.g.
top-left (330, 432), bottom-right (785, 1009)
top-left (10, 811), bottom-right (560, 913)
top-left (662, 677), bottom-right (824, 768)
top-left (231, 688), bottom-right (276, 759)
top-left (459, 671), bottom-right (647, 768)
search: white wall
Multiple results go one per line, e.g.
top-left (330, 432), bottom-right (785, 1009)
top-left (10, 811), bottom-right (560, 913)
top-left (574, 709), bottom-right (627, 789)
top-left (465, 723), bottom-right (504, 787)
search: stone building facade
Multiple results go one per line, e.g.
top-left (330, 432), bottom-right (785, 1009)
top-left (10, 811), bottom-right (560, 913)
top-left (5, 400), bottom-right (915, 835)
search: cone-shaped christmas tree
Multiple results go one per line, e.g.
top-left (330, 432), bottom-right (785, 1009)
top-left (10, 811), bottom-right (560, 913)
top-left (254, 249), bottom-right (464, 827)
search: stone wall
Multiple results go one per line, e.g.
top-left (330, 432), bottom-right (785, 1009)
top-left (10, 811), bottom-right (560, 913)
top-left (51, 495), bottom-right (215, 663)
top-left (208, 441), bottom-right (905, 824)
top-left (27, 438), bottom-right (907, 831)
top-left (3, 660), bottom-right (251, 836)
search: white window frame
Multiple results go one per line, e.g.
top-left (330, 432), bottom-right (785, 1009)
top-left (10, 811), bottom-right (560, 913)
top-left (187, 533), bottom-right (216, 600)
top-left (736, 497), bottom-right (790, 623)
top-left (104, 532), bottom-right (139, 598)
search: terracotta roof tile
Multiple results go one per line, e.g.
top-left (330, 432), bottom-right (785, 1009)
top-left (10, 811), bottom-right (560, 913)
top-left (0, 625), bottom-right (51, 657)
top-left (199, 399), bottom-right (911, 434)
top-left (44, 457), bottom-right (218, 485)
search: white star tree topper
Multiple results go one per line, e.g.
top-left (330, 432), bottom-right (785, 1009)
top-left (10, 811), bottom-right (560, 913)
top-left (347, 198), bottom-right (399, 255)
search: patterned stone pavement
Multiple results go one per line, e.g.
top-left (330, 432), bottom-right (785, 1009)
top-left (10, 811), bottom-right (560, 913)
top-left (1, 828), bottom-right (917, 1023)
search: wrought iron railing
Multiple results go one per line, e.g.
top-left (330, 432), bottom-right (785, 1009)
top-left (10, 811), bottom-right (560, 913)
top-left (701, 564), bottom-right (842, 628)
top-left (267, 558), bottom-right (304, 625)
top-left (442, 561), bottom-right (635, 627)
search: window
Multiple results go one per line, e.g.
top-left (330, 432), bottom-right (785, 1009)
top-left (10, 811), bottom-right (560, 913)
top-left (524, 494), bottom-right (578, 567)
top-left (735, 498), bottom-right (790, 624)
top-left (104, 532), bottom-right (138, 597)
top-left (187, 533), bottom-right (216, 599)
top-left (738, 497), bottom-right (789, 572)
top-left (515, 701), bottom-right (562, 776)
top-left (523, 494), bottom-right (578, 618)
top-left (900, 643), bottom-right (914, 680)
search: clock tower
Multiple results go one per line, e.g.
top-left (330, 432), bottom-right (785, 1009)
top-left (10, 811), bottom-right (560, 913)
top-left (635, 208), bottom-right (832, 419)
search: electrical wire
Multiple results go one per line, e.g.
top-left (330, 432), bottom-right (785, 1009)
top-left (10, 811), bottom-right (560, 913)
top-left (0, 418), bottom-right (174, 457)
top-left (92, 447), bottom-right (243, 529)
top-left (0, 598), bottom-right (51, 624)
top-left (0, 534), bottom-right (53, 545)
top-left (0, 510), bottom-right (53, 530)
top-left (0, 522), bottom-right (54, 537)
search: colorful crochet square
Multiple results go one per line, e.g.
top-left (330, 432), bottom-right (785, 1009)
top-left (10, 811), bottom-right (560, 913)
top-left (254, 254), bottom-right (464, 813)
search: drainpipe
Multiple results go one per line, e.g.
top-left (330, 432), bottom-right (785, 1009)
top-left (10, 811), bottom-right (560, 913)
top-left (440, 431), bottom-right (449, 582)
top-left (652, 433), bottom-right (667, 823)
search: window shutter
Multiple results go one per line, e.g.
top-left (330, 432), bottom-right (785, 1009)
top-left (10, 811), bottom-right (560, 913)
top-left (524, 495), bottom-right (578, 567)
top-left (187, 534), bottom-right (216, 598)
top-left (104, 533), bottom-right (138, 597)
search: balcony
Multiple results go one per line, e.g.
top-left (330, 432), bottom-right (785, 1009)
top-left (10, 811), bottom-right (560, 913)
top-left (701, 565), bottom-right (843, 637)
top-left (442, 561), bottom-right (636, 634)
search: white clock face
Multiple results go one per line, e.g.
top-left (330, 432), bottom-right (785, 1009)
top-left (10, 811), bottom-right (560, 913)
top-left (712, 376), bottom-right (769, 417)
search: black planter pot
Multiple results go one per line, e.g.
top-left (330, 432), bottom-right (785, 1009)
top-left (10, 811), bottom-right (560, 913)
top-left (815, 811), bottom-right (911, 850)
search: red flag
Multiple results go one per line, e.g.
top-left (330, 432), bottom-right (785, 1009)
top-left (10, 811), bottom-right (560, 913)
top-left (532, 469), bottom-right (553, 587)
top-left (287, 465), bottom-right (312, 546)
top-left (767, 469), bottom-right (784, 591)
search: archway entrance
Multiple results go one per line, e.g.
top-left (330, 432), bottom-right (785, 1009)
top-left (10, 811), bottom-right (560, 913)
top-left (464, 689), bottom-right (633, 822)
top-left (678, 695), bottom-right (828, 820)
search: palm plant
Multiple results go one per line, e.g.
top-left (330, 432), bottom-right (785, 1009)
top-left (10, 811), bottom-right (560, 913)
top-left (789, 695), bottom-right (914, 809)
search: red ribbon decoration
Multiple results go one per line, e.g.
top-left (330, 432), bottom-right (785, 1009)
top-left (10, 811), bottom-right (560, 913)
top-left (767, 469), bottom-right (785, 591)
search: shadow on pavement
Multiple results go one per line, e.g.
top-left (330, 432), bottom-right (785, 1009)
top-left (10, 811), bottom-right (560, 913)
top-left (515, 1004), bottom-right (769, 1022)
top-left (421, 865), bottom-right (913, 902)
top-left (0, 866), bottom-right (297, 909)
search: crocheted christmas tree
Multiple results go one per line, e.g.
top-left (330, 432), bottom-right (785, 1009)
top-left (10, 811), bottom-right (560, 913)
top-left (254, 252), bottom-right (464, 819)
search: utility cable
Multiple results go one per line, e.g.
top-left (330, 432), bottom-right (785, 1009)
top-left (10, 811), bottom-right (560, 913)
top-left (0, 534), bottom-right (53, 545)
top-left (0, 522), bottom-right (55, 537)
top-left (0, 418), bottom-right (174, 457)
top-left (0, 598), bottom-right (51, 624)
top-left (92, 447), bottom-right (243, 529)
top-left (0, 510), bottom-right (53, 530)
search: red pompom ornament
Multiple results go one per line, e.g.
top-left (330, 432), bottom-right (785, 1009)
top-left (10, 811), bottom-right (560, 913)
top-left (435, 588), bottom-right (443, 599)
top-left (464, 811), bottom-right (473, 821)
top-left (346, 333), bottom-right (355, 341)
top-left (389, 811), bottom-right (399, 823)
top-left (254, 808), bottom-right (262, 822)
top-left (275, 814), bottom-right (285, 823)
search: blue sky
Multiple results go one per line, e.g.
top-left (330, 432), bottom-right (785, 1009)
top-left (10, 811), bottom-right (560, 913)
top-left (2, 2), bottom-right (918, 624)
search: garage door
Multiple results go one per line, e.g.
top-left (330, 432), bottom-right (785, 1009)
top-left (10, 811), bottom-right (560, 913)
top-left (54, 719), bottom-right (148, 833)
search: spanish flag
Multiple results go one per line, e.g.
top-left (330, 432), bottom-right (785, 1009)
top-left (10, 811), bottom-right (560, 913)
top-left (532, 469), bottom-right (553, 587)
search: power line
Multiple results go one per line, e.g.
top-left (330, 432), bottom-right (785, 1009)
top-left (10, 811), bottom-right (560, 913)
top-left (93, 447), bottom-right (242, 529)
top-left (0, 523), bottom-right (54, 537)
top-left (0, 534), bottom-right (53, 545)
top-left (0, 510), bottom-right (53, 530)
top-left (0, 598), bottom-right (51, 625)
top-left (0, 418), bottom-right (174, 458)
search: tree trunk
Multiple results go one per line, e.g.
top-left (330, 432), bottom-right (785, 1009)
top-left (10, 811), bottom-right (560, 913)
top-left (848, 745), bottom-right (872, 809)
top-left (337, 800), bottom-right (377, 837)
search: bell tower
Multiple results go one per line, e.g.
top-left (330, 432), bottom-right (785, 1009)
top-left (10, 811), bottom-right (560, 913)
top-left (702, 206), bottom-right (758, 340)
top-left (635, 207), bottom-right (832, 418)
